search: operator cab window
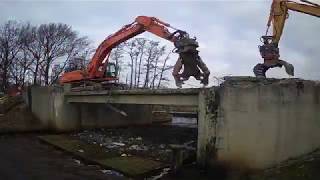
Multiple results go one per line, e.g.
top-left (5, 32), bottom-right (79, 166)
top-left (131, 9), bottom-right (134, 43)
top-left (106, 63), bottom-right (117, 77)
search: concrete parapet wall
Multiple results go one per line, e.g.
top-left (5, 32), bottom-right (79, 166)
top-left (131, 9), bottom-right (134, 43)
top-left (198, 77), bottom-right (320, 169)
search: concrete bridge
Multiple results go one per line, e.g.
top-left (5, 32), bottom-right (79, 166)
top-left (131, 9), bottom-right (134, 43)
top-left (29, 77), bottom-right (320, 170)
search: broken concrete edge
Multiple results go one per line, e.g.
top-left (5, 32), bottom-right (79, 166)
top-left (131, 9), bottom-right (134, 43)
top-left (64, 76), bottom-right (320, 97)
top-left (37, 135), bottom-right (169, 177)
top-left (222, 76), bottom-right (320, 86)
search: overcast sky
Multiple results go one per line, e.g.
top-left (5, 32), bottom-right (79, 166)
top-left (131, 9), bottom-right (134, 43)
top-left (0, 0), bottom-right (319, 87)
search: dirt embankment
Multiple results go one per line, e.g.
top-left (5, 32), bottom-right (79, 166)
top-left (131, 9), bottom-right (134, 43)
top-left (0, 96), bottom-right (44, 133)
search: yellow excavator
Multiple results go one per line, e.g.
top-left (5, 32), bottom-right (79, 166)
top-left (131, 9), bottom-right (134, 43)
top-left (253, 0), bottom-right (320, 77)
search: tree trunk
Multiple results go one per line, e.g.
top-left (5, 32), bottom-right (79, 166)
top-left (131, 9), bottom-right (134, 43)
top-left (44, 61), bottom-right (50, 85)
top-left (130, 57), bottom-right (134, 89)
top-left (158, 53), bottom-right (170, 88)
top-left (33, 60), bottom-right (40, 85)
top-left (137, 49), bottom-right (144, 88)
top-left (143, 59), bottom-right (150, 88)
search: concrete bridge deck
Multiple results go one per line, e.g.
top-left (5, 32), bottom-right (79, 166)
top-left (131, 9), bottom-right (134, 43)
top-left (65, 88), bottom-right (203, 106)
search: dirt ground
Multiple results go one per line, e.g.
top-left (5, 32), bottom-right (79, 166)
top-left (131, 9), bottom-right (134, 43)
top-left (0, 134), bottom-right (126, 180)
top-left (0, 103), bottom-right (45, 133)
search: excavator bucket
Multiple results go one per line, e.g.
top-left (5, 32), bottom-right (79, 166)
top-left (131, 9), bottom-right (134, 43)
top-left (279, 60), bottom-right (294, 76)
top-left (172, 37), bottom-right (210, 87)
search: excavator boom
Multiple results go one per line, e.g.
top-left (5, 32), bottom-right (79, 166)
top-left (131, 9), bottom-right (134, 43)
top-left (267, 0), bottom-right (320, 45)
top-left (254, 0), bottom-right (320, 77)
top-left (60, 16), bottom-right (189, 84)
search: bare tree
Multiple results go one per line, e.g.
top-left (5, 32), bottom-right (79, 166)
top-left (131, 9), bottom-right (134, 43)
top-left (157, 51), bottom-right (173, 88)
top-left (0, 21), bottom-right (22, 91)
top-left (20, 23), bottom-right (43, 85)
top-left (115, 38), bottom-right (173, 89)
top-left (20, 23), bottom-right (90, 85)
top-left (135, 38), bottom-right (147, 87)
top-left (39, 24), bottom-right (90, 85)
top-left (143, 41), bottom-right (159, 88)
top-left (110, 43), bottom-right (125, 81)
top-left (150, 45), bottom-right (166, 89)
top-left (0, 21), bottom-right (91, 88)
top-left (9, 48), bottom-right (34, 87)
top-left (122, 38), bottom-right (148, 88)
top-left (124, 40), bottom-right (139, 88)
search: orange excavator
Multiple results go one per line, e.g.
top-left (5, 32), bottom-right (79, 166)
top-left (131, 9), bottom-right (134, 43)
top-left (254, 0), bottom-right (320, 77)
top-left (59, 16), bottom-right (209, 89)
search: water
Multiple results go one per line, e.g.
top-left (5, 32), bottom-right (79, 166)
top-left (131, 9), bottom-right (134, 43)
top-left (171, 117), bottom-right (197, 128)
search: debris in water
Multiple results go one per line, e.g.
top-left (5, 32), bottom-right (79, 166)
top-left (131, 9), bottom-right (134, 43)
top-left (101, 169), bottom-right (124, 176)
top-left (73, 159), bottom-right (81, 165)
top-left (128, 144), bottom-right (148, 151)
top-left (146, 168), bottom-right (171, 180)
top-left (112, 142), bottom-right (125, 146)
top-left (72, 126), bottom-right (197, 163)
top-left (78, 149), bottom-right (84, 153)
top-left (101, 169), bottom-right (111, 174)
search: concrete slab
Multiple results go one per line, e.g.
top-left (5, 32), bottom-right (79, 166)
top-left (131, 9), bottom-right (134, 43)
top-left (39, 135), bottom-right (167, 177)
top-left (98, 157), bottom-right (165, 177)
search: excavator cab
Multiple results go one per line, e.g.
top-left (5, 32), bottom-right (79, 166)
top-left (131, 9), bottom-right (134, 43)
top-left (105, 62), bottom-right (118, 78)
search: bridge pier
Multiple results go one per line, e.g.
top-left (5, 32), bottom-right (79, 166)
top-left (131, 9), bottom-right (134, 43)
top-left (31, 86), bottom-right (154, 131)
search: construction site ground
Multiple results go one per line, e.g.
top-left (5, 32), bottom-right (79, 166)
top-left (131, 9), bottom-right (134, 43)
top-left (0, 134), bottom-right (126, 180)
top-left (0, 97), bottom-right (44, 133)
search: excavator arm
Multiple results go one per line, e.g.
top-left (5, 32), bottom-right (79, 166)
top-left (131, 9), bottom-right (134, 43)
top-left (60, 16), bottom-right (190, 84)
top-left (266, 0), bottom-right (320, 45)
top-left (254, 0), bottom-right (320, 78)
